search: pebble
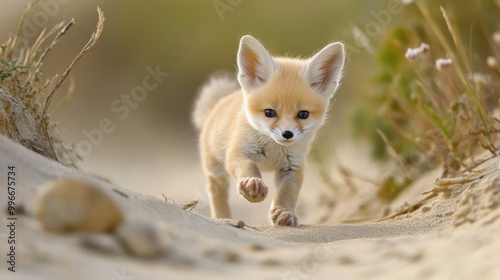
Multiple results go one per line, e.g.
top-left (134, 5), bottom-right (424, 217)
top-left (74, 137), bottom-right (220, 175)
top-left (260, 258), bottom-right (281, 266)
top-left (81, 234), bottom-right (125, 255)
top-left (247, 243), bottom-right (266, 252)
top-left (34, 179), bottom-right (124, 233)
top-left (223, 250), bottom-right (239, 263)
top-left (115, 220), bottom-right (172, 259)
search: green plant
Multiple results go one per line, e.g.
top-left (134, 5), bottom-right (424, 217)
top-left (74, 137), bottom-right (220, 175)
top-left (350, 0), bottom-right (500, 200)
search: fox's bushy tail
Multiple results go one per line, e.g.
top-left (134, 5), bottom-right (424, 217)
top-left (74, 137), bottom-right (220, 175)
top-left (192, 73), bottom-right (239, 130)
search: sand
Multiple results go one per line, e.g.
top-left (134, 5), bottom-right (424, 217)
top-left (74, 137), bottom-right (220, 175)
top-left (1, 134), bottom-right (500, 280)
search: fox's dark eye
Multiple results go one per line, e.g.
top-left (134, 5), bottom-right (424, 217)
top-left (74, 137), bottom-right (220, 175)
top-left (265, 109), bottom-right (277, 118)
top-left (297, 110), bottom-right (309, 119)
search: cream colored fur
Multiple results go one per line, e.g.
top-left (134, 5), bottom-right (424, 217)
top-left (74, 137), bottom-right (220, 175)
top-left (192, 74), bottom-right (239, 130)
top-left (192, 35), bottom-right (345, 226)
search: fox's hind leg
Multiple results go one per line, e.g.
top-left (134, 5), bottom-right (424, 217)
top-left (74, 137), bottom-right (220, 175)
top-left (201, 150), bottom-right (232, 219)
top-left (206, 172), bottom-right (231, 219)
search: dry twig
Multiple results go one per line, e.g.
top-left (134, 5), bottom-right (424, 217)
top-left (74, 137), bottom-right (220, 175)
top-left (40, 7), bottom-right (105, 120)
top-left (180, 200), bottom-right (199, 211)
top-left (25, 20), bottom-right (75, 88)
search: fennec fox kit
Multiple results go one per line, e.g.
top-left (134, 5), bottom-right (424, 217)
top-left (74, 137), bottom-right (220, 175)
top-left (193, 35), bottom-right (345, 226)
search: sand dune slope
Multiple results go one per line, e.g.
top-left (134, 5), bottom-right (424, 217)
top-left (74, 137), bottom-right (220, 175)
top-left (1, 135), bottom-right (499, 280)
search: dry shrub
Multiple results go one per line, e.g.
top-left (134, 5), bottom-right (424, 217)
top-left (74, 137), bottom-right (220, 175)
top-left (0, 3), bottom-right (104, 166)
top-left (350, 0), bottom-right (500, 199)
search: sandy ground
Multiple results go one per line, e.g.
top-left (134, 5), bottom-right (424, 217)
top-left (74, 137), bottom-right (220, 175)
top-left (1, 134), bottom-right (500, 280)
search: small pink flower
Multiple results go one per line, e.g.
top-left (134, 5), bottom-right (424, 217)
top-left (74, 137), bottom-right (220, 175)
top-left (405, 43), bottom-right (430, 61)
top-left (493, 31), bottom-right (500, 46)
top-left (435, 58), bottom-right (453, 70)
top-left (487, 56), bottom-right (497, 69)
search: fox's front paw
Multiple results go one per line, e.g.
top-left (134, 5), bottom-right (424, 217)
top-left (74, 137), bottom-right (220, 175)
top-left (270, 207), bottom-right (298, 227)
top-left (237, 177), bottom-right (268, 203)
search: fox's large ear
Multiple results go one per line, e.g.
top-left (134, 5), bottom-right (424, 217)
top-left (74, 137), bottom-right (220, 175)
top-left (304, 42), bottom-right (345, 97)
top-left (237, 35), bottom-right (275, 93)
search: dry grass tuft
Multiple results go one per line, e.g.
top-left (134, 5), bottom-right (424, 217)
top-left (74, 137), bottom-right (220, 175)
top-left (0, 5), bottom-right (105, 166)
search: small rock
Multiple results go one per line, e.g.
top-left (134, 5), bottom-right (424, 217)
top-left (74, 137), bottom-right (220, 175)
top-left (34, 179), bottom-right (124, 233)
top-left (81, 234), bottom-right (125, 255)
top-left (115, 221), bottom-right (172, 259)
top-left (337, 255), bottom-right (355, 265)
top-left (260, 258), bottom-right (281, 266)
top-left (223, 250), bottom-right (239, 263)
top-left (236, 220), bottom-right (245, 228)
top-left (202, 247), bottom-right (240, 263)
top-left (421, 206), bottom-right (432, 213)
top-left (247, 243), bottom-right (266, 252)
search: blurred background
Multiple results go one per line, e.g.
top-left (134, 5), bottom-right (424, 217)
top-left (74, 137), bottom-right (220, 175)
top-left (0, 0), bottom-right (409, 223)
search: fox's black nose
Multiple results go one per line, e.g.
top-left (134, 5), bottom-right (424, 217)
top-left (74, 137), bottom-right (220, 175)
top-left (282, 131), bottom-right (294, 139)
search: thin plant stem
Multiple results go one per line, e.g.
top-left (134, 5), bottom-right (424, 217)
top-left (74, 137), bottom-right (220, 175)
top-left (40, 7), bottom-right (104, 121)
